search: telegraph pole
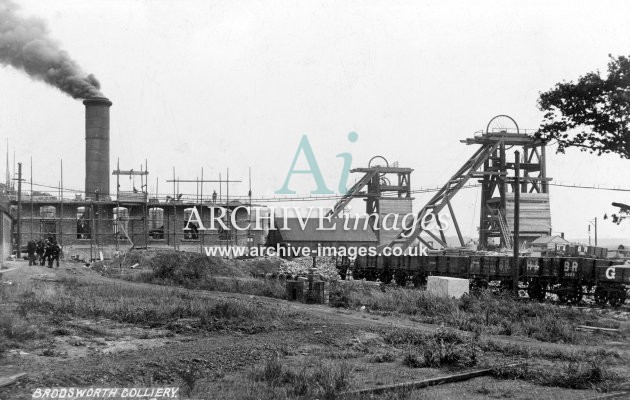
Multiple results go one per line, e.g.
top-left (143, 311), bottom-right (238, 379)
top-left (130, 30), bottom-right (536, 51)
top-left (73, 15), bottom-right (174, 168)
top-left (16, 162), bottom-right (22, 259)
top-left (588, 218), bottom-right (598, 247)
top-left (512, 151), bottom-right (520, 295)
top-left (30, 157), bottom-right (33, 240)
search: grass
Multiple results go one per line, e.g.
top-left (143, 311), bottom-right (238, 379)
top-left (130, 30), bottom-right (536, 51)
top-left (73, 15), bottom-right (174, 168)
top-left (387, 327), bottom-right (479, 370)
top-left (5, 276), bottom-right (289, 335)
top-left (0, 309), bottom-right (45, 341)
top-left (370, 351), bottom-right (397, 363)
top-left (492, 361), bottom-right (621, 392)
top-left (115, 250), bottom-right (288, 300)
top-left (251, 353), bottom-right (351, 399)
top-left (381, 325), bottom-right (624, 392)
top-left (330, 281), bottom-right (621, 344)
top-left (479, 337), bottom-right (623, 363)
top-left (132, 272), bottom-right (287, 300)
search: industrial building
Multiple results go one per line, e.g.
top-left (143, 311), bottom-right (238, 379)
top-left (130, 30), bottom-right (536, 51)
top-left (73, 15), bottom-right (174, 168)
top-left (6, 97), bottom-right (267, 262)
top-left (1, 106), bottom-right (589, 262)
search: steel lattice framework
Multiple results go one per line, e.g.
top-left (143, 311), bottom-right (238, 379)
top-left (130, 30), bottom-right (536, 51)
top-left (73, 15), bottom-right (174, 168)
top-left (329, 116), bottom-right (552, 251)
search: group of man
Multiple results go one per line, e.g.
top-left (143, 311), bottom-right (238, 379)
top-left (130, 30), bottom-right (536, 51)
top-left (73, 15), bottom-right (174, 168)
top-left (26, 236), bottom-right (61, 268)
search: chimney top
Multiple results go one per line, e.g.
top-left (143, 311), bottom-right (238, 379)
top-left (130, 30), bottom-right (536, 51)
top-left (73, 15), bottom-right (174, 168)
top-left (83, 97), bottom-right (112, 106)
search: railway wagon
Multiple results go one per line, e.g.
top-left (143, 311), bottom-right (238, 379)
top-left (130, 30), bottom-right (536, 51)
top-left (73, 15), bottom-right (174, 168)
top-left (338, 254), bottom-right (628, 306)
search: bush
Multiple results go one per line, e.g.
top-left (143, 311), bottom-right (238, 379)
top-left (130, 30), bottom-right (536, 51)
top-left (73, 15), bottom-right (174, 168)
top-left (331, 284), bottom-right (607, 344)
top-left (387, 327), bottom-right (479, 370)
top-left (0, 309), bottom-right (43, 341)
top-left (370, 351), bottom-right (397, 363)
top-left (402, 347), bottom-right (423, 368)
top-left (492, 360), bottom-right (621, 392)
top-left (253, 354), bottom-right (350, 399)
top-left (150, 251), bottom-right (244, 285)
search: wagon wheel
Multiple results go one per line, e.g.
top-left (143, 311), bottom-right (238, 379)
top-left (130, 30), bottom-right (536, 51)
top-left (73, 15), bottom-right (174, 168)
top-left (394, 270), bottom-right (408, 286)
top-left (556, 285), bottom-right (569, 304)
top-left (499, 280), bottom-right (513, 293)
top-left (557, 291), bottom-right (568, 304)
top-left (609, 289), bottom-right (627, 307)
top-left (594, 286), bottom-right (608, 306)
top-left (471, 279), bottom-right (489, 296)
top-left (365, 268), bottom-right (377, 282)
top-left (566, 287), bottom-right (583, 305)
top-left (486, 115), bottom-right (519, 134)
top-left (527, 281), bottom-right (546, 302)
top-left (412, 274), bottom-right (427, 288)
top-left (380, 268), bottom-right (393, 284)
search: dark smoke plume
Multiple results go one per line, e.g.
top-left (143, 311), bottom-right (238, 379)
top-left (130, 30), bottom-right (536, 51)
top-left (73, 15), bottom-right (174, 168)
top-left (0, 0), bottom-right (102, 99)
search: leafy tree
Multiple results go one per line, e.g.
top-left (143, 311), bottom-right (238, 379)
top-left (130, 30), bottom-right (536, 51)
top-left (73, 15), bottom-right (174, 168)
top-left (535, 55), bottom-right (630, 159)
top-left (607, 202), bottom-right (630, 225)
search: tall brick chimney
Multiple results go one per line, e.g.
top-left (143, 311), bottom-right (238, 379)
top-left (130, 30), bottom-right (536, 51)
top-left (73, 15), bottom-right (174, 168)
top-left (83, 97), bottom-right (112, 199)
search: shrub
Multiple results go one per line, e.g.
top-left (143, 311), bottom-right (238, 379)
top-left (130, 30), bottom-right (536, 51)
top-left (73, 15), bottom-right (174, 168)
top-left (253, 355), bottom-right (350, 399)
top-left (150, 251), bottom-right (243, 285)
top-left (492, 360), bottom-right (621, 392)
top-left (332, 284), bottom-right (607, 344)
top-left (0, 310), bottom-right (43, 341)
top-left (387, 327), bottom-right (479, 370)
top-left (402, 347), bottom-right (423, 368)
top-left (370, 351), bottom-right (397, 363)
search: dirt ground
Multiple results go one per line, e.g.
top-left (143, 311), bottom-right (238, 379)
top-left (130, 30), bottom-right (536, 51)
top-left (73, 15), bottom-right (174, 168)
top-left (1, 259), bottom-right (629, 399)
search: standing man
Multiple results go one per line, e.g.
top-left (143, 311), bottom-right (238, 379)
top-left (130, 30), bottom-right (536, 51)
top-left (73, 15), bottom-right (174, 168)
top-left (26, 239), bottom-right (37, 266)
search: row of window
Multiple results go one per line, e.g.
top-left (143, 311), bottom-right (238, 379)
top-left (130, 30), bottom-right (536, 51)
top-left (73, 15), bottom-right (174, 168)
top-left (32, 206), bottom-right (231, 241)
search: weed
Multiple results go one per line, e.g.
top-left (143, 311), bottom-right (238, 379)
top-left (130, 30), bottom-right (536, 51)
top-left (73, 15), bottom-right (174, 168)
top-left (41, 348), bottom-right (56, 357)
top-left (386, 327), bottom-right (479, 370)
top-left (492, 360), bottom-right (621, 392)
top-left (12, 279), bottom-right (287, 334)
top-left (402, 347), bottom-right (423, 368)
top-left (258, 353), bottom-right (283, 384)
top-left (51, 327), bottom-right (71, 336)
top-left (253, 354), bottom-right (350, 399)
top-left (178, 364), bottom-right (202, 396)
top-left (370, 351), bottom-right (397, 363)
top-left (0, 311), bottom-right (43, 341)
top-left (333, 283), bottom-right (612, 344)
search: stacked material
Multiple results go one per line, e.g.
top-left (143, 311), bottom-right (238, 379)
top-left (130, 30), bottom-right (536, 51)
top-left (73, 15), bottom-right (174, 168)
top-left (427, 276), bottom-right (469, 299)
top-left (430, 248), bottom-right (512, 257)
top-left (443, 248), bottom-right (477, 256)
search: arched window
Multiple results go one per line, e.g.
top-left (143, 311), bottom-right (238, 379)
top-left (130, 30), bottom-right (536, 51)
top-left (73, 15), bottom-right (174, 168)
top-left (149, 207), bottom-right (164, 239)
top-left (76, 206), bottom-right (91, 239)
top-left (40, 206), bottom-right (56, 237)
top-left (183, 208), bottom-right (199, 240)
top-left (113, 207), bottom-right (129, 237)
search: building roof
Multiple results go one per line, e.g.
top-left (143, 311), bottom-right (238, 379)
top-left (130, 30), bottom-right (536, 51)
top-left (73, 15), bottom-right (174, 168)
top-left (273, 217), bottom-right (378, 243)
top-left (531, 235), bottom-right (570, 245)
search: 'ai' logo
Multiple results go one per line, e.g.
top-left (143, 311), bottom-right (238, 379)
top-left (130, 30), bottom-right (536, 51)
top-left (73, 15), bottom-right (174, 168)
top-left (275, 132), bottom-right (359, 195)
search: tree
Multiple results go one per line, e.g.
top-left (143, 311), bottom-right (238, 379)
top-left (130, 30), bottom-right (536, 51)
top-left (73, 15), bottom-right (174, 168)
top-left (608, 202), bottom-right (630, 225)
top-left (535, 55), bottom-right (630, 159)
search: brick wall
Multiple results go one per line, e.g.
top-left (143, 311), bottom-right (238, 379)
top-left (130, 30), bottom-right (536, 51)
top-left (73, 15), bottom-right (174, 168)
top-left (14, 201), bottom-right (268, 257)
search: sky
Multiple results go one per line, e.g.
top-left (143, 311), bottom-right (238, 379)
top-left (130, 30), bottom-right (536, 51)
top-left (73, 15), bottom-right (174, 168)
top-left (0, 0), bottom-right (629, 242)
